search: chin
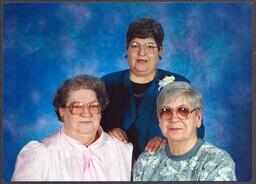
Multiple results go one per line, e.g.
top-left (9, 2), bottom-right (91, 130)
top-left (165, 134), bottom-right (183, 142)
top-left (79, 127), bottom-right (97, 135)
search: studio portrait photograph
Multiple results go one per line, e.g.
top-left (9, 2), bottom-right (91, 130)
top-left (2, 1), bottom-right (253, 182)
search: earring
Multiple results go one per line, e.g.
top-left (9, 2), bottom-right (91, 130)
top-left (125, 54), bottom-right (128, 59)
top-left (159, 56), bottom-right (162, 60)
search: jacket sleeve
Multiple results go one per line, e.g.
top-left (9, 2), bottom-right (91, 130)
top-left (11, 141), bottom-right (48, 181)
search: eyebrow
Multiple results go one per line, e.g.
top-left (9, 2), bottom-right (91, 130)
top-left (130, 41), bottom-right (157, 44)
top-left (67, 100), bottom-right (98, 104)
top-left (162, 104), bottom-right (190, 108)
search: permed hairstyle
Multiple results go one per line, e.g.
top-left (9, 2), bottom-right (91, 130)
top-left (52, 74), bottom-right (109, 122)
top-left (156, 81), bottom-right (204, 114)
top-left (126, 18), bottom-right (164, 50)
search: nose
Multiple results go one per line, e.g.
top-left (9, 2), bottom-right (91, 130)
top-left (169, 110), bottom-right (180, 122)
top-left (138, 45), bottom-right (146, 56)
top-left (80, 106), bottom-right (92, 117)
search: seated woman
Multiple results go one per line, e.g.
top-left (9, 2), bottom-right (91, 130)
top-left (12, 74), bottom-right (133, 181)
top-left (133, 81), bottom-right (236, 181)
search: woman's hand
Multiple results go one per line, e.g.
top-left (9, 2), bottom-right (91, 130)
top-left (108, 128), bottom-right (128, 143)
top-left (145, 136), bottom-right (166, 152)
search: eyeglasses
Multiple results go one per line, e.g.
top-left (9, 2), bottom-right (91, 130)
top-left (64, 101), bottom-right (101, 115)
top-left (129, 42), bottom-right (158, 55)
top-left (159, 106), bottom-right (200, 120)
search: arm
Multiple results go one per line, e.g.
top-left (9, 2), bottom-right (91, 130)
top-left (11, 141), bottom-right (47, 181)
top-left (108, 128), bottom-right (128, 143)
top-left (201, 152), bottom-right (237, 181)
top-left (132, 153), bottom-right (147, 181)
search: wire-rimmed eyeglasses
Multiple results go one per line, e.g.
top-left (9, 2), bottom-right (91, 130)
top-left (129, 41), bottom-right (158, 55)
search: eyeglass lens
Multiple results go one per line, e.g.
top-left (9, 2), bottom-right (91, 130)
top-left (68, 102), bottom-right (100, 115)
top-left (160, 106), bottom-right (194, 120)
top-left (129, 42), bottom-right (157, 54)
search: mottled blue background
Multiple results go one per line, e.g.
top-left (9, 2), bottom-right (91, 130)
top-left (3, 2), bottom-right (252, 181)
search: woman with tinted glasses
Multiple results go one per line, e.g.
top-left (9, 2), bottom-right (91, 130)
top-left (133, 81), bottom-right (236, 181)
top-left (11, 75), bottom-right (133, 181)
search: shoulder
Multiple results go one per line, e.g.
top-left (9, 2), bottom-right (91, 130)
top-left (17, 141), bottom-right (47, 157)
top-left (157, 69), bottom-right (190, 83)
top-left (198, 141), bottom-right (235, 167)
top-left (101, 70), bottom-right (129, 90)
top-left (102, 131), bottom-right (133, 152)
top-left (197, 141), bottom-right (236, 181)
top-left (101, 70), bottom-right (128, 83)
top-left (41, 130), bottom-right (61, 148)
top-left (12, 140), bottom-right (49, 181)
top-left (17, 130), bottom-right (61, 157)
top-left (133, 145), bottom-right (167, 181)
top-left (12, 141), bottom-right (47, 181)
top-left (201, 141), bottom-right (234, 160)
top-left (136, 144), bottom-right (167, 167)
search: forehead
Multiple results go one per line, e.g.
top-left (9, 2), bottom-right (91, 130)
top-left (163, 95), bottom-right (191, 107)
top-left (131, 37), bottom-right (156, 44)
top-left (67, 89), bottom-right (97, 102)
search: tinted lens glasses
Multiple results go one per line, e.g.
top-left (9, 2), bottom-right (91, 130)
top-left (159, 106), bottom-right (199, 120)
top-left (65, 101), bottom-right (101, 115)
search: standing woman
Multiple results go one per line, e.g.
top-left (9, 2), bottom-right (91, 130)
top-left (12, 75), bottom-right (132, 181)
top-left (133, 81), bottom-right (236, 181)
top-left (101, 18), bottom-right (198, 160)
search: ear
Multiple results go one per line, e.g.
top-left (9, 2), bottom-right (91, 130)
top-left (59, 107), bottom-right (65, 118)
top-left (159, 46), bottom-right (163, 59)
top-left (158, 119), bottom-right (164, 130)
top-left (195, 111), bottom-right (202, 128)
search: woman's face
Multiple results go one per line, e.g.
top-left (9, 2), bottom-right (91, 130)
top-left (159, 95), bottom-right (202, 143)
top-left (59, 89), bottom-right (101, 141)
top-left (127, 37), bottom-right (162, 78)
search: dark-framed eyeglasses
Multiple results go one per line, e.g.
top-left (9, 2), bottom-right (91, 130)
top-left (159, 106), bottom-right (200, 120)
top-left (64, 101), bottom-right (101, 115)
top-left (129, 41), bottom-right (158, 55)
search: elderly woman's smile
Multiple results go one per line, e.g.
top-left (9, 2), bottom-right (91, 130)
top-left (12, 74), bottom-right (133, 181)
top-left (59, 88), bottom-right (102, 145)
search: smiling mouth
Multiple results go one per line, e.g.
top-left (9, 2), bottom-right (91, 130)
top-left (79, 121), bottom-right (92, 124)
top-left (169, 128), bottom-right (182, 131)
top-left (136, 59), bottom-right (147, 63)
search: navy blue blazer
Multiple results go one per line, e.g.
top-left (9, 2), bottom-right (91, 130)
top-left (101, 69), bottom-right (202, 156)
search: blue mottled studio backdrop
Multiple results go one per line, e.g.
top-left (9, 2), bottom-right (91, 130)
top-left (3, 2), bottom-right (252, 181)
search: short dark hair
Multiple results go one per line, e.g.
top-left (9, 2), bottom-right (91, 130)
top-left (52, 74), bottom-right (109, 122)
top-left (126, 18), bottom-right (164, 50)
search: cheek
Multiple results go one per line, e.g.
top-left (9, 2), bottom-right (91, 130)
top-left (97, 114), bottom-right (101, 121)
top-left (128, 54), bottom-right (136, 62)
top-left (93, 114), bottom-right (102, 124)
top-left (159, 120), bottom-right (166, 131)
top-left (127, 50), bottom-right (134, 57)
top-left (149, 57), bottom-right (159, 67)
top-left (63, 114), bottom-right (75, 124)
top-left (186, 119), bottom-right (198, 131)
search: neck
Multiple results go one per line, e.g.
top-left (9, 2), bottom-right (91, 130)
top-left (82, 130), bottom-right (100, 147)
top-left (168, 136), bottom-right (198, 156)
top-left (130, 70), bottom-right (156, 83)
top-left (64, 129), bottom-right (100, 147)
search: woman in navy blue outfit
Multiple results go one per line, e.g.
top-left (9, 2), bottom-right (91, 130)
top-left (101, 18), bottom-right (203, 160)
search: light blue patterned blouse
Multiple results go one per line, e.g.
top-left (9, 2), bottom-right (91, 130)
top-left (133, 139), bottom-right (236, 181)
